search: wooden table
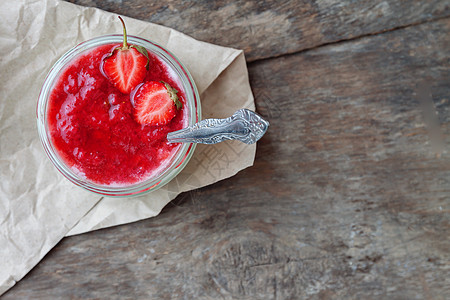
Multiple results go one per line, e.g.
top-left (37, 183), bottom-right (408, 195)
top-left (5, 1), bottom-right (449, 299)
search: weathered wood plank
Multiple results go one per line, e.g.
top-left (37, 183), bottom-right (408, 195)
top-left (4, 17), bottom-right (449, 299)
top-left (66, 0), bottom-right (450, 61)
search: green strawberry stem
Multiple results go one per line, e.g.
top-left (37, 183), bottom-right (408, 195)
top-left (118, 16), bottom-right (128, 50)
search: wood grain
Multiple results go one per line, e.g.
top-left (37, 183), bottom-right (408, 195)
top-left (66, 0), bottom-right (450, 61)
top-left (4, 13), bottom-right (449, 300)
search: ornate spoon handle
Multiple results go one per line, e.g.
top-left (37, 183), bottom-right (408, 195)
top-left (167, 109), bottom-right (269, 144)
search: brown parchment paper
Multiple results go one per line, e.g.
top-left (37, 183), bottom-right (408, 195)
top-left (0, 0), bottom-right (256, 295)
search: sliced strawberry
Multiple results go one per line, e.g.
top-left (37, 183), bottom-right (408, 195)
top-left (103, 48), bottom-right (148, 94)
top-left (102, 16), bottom-right (149, 94)
top-left (133, 81), bottom-right (182, 126)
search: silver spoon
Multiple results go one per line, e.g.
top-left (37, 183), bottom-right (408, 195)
top-left (167, 109), bottom-right (269, 144)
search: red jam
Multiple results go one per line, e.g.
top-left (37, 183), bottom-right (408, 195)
top-left (48, 44), bottom-right (186, 186)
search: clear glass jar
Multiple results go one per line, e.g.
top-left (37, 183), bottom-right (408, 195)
top-left (37, 35), bottom-right (201, 197)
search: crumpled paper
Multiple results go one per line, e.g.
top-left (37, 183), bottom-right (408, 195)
top-left (0, 0), bottom-right (255, 295)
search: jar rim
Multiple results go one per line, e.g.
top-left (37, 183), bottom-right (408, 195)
top-left (37, 35), bottom-right (201, 197)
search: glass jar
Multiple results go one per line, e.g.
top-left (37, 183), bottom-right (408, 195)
top-left (37, 35), bottom-right (201, 197)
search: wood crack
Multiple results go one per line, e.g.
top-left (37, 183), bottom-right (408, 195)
top-left (248, 15), bottom-right (450, 65)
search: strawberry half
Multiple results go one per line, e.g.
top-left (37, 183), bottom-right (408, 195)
top-left (133, 81), bottom-right (182, 126)
top-left (102, 16), bottom-right (149, 94)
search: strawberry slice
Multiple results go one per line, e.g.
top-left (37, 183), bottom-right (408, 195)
top-left (133, 81), bottom-right (182, 126)
top-left (102, 16), bottom-right (149, 94)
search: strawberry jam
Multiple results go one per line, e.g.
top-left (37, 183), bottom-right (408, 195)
top-left (48, 44), bottom-right (186, 186)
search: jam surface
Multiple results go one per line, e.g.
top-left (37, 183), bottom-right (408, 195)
top-left (48, 44), bottom-right (186, 186)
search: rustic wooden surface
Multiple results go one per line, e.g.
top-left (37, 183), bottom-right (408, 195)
top-left (63, 0), bottom-right (450, 61)
top-left (5, 0), bottom-right (450, 299)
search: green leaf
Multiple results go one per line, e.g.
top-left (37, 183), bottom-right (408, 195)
top-left (162, 81), bottom-right (182, 110)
